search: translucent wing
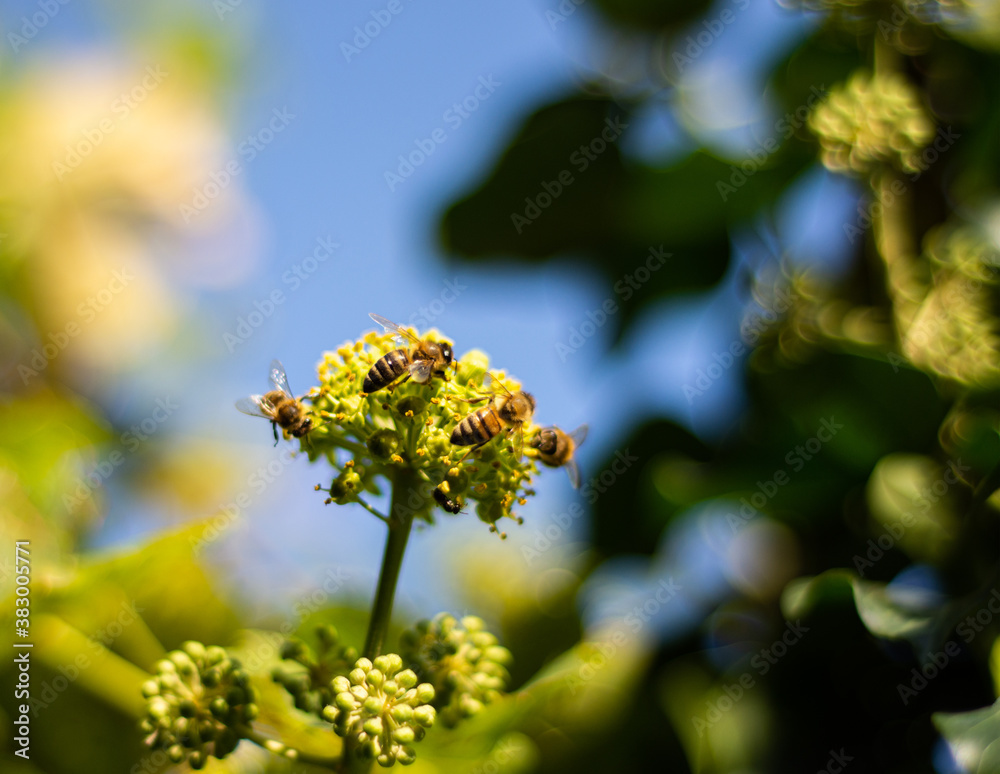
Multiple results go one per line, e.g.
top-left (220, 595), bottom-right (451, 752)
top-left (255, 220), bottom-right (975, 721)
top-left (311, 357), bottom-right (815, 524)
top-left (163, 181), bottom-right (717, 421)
top-left (482, 371), bottom-right (512, 398)
top-left (564, 459), bottom-right (582, 489)
top-left (369, 313), bottom-right (420, 348)
top-left (569, 424), bottom-right (589, 448)
top-left (408, 359), bottom-right (434, 383)
top-left (236, 395), bottom-right (275, 419)
top-left (269, 359), bottom-right (294, 398)
top-left (509, 424), bottom-right (524, 461)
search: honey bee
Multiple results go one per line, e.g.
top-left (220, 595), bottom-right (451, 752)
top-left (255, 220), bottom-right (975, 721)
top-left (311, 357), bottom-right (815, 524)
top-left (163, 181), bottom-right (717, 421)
top-left (363, 313), bottom-right (454, 394)
top-left (236, 359), bottom-right (312, 444)
top-left (450, 373), bottom-right (536, 460)
top-left (432, 484), bottom-right (463, 514)
top-left (530, 425), bottom-right (588, 488)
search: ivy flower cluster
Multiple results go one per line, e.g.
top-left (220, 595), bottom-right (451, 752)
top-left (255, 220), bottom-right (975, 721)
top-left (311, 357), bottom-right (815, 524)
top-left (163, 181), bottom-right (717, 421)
top-left (400, 613), bottom-right (512, 727)
top-left (321, 654), bottom-right (437, 767)
top-left (139, 641), bottom-right (258, 770)
top-left (304, 326), bottom-right (540, 535)
top-left (903, 225), bottom-right (1000, 387)
top-left (808, 71), bottom-right (934, 176)
top-left (272, 624), bottom-right (359, 717)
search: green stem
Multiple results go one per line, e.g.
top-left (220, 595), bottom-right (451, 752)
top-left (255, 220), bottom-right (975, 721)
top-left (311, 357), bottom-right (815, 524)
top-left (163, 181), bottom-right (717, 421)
top-left (339, 467), bottom-right (419, 773)
top-left (244, 728), bottom-right (340, 769)
top-left (363, 466), bottom-right (418, 658)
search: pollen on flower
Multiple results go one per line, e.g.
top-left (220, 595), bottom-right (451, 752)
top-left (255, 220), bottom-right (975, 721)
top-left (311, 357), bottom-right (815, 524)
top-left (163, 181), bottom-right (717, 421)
top-left (302, 327), bottom-right (540, 530)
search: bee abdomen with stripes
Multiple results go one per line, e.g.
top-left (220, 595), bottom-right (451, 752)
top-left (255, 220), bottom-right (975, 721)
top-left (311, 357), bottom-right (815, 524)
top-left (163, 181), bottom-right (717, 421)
top-left (450, 407), bottom-right (504, 448)
top-left (363, 349), bottom-right (410, 393)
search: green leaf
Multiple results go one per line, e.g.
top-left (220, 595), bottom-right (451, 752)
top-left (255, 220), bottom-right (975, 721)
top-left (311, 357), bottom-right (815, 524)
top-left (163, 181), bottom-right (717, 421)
top-left (934, 699), bottom-right (1000, 774)
top-left (782, 571), bottom-right (938, 648)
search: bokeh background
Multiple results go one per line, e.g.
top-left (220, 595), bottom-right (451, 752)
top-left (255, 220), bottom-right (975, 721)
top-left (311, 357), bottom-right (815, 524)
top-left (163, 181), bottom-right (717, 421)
top-left (2, 0), bottom-right (1000, 772)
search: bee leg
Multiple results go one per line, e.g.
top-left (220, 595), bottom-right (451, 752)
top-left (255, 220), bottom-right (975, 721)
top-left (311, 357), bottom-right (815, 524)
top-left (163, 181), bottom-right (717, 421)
top-left (455, 438), bottom-right (492, 465)
top-left (272, 422), bottom-right (279, 446)
top-left (387, 374), bottom-right (410, 394)
top-left (447, 395), bottom-right (490, 405)
top-left (455, 446), bottom-right (476, 465)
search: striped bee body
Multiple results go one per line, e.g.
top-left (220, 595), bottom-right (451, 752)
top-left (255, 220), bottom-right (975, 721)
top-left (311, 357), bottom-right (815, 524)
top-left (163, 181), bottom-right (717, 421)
top-left (529, 425), bottom-right (588, 488)
top-left (264, 390), bottom-right (312, 438)
top-left (450, 402), bottom-right (506, 448)
top-left (363, 314), bottom-right (455, 394)
top-left (235, 359), bottom-right (313, 445)
top-left (364, 348), bottom-right (410, 393)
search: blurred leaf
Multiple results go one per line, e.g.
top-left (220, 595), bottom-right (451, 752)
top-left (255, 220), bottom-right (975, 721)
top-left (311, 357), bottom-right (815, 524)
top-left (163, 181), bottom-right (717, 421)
top-left (441, 96), bottom-right (631, 259)
top-left (618, 147), bottom-right (816, 244)
top-left (769, 28), bottom-right (863, 118)
top-left (992, 637), bottom-right (1000, 697)
top-left (934, 699), bottom-right (1000, 774)
top-left (866, 453), bottom-right (960, 564)
top-left (439, 96), bottom-right (734, 342)
top-left (64, 520), bottom-right (242, 660)
top-left (590, 0), bottom-right (714, 29)
top-left (748, 353), bottom-right (947, 471)
top-left (592, 418), bottom-right (712, 557)
top-left (451, 546), bottom-right (585, 687)
top-left (33, 613), bottom-right (148, 717)
top-left (784, 571), bottom-right (941, 651)
top-left (0, 390), bottom-right (110, 544)
top-left (230, 630), bottom-right (344, 763)
top-left (0, 615), bottom-right (151, 774)
top-left (660, 655), bottom-right (773, 774)
top-left (513, 623), bottom-right (654, 767)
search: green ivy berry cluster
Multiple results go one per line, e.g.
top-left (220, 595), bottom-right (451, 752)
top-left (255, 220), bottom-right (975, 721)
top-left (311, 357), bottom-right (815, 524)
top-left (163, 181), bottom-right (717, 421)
top-left (321, 654), bottom-right (437, 767)
top-left (304, 328), bottom-right (539, 536)
top-left (400, 613), bottom-right (513, 728)
top-left (139, 641), bottom-right (257, 770)
top-left (271, 624), bottom-right (359, 716)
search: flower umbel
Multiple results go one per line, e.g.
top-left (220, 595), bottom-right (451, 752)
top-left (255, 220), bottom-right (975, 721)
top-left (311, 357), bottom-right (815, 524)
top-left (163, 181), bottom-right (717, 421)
top-left (809, 71), bottom-right (934, 176)
top-left (322, 654), bottom-right (436, 767)
top-left (139, 641), bottom-right (257, 770)
top-left (272, 624), bottom-right (359, 717)
top-left (306, 327), bottom-right (539, 535)
top-left (400, 613), bottom-right (513, 728)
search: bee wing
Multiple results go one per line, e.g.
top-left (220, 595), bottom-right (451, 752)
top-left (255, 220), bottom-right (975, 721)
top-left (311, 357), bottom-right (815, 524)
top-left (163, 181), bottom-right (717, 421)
top-left (564, 459), bottom-right (582, 489)
top-left (369, 313), bottom-right (420, 348)
top-left (408, 359), bottom-right (434, 383)
top-left (236, 395), bottom-right (275, 419)
top-left (482, 371), bottom-right (512, 398)
top-left (269, 359), bottom-right (294, 398)
top-left (568, 424), bottom-right (589, 448)
top-left (510, 424), bottom-right (524, 461)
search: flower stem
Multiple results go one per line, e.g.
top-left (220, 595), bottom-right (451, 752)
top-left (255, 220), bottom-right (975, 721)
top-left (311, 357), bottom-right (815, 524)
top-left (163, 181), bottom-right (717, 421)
top-left (363, 466), bottom-right (418, 658)
top-left (244, 728), bottom-right (341, 769)
top-left (339, 468), bottom-right (419, 773)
